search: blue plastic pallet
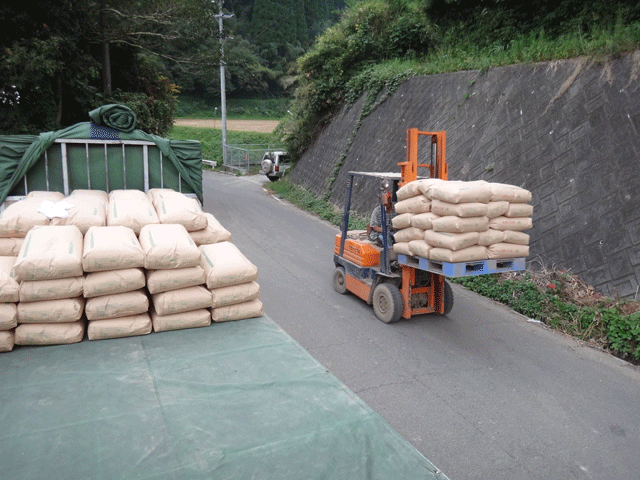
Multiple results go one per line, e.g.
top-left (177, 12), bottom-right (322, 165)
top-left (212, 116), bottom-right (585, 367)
top-left (397, 254), bottom-right (526, 278)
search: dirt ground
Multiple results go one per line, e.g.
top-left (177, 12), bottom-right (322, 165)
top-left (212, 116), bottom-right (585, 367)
top-left (173, 119), bottom-right (279, 133)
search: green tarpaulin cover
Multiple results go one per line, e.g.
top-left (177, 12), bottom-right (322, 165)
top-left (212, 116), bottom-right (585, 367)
top-left (0, 316), bottom-right (448, 480)
top-left (0, 105), bottom-right (202, 203)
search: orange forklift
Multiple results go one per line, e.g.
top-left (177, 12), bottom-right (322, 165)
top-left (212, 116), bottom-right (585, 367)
top-left (333, 129), bottom-right (453, 323)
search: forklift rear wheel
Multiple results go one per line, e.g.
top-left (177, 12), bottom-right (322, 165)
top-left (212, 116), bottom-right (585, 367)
top-left (439, 281), bottom-right (454, 316)
top-left (372, 283), bottom-right (403, 324)
top-left (333, 267), bottom-right (347, 294)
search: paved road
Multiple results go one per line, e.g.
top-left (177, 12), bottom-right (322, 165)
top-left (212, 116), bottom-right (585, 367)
top-left (203, 171), bottom-right (640, 480)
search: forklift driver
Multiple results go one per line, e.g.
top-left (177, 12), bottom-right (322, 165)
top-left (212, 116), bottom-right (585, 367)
top-left (367, 189), bottom-right (396, 246)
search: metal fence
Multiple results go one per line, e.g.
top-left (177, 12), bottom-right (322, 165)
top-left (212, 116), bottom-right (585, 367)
top-left (224, 144), bottom-right (285, 169)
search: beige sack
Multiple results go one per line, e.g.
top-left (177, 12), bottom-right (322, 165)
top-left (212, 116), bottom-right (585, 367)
top-left (488, 216), bottom-right (533, 232)
top-left (486, 243), bottom-right (529, 259)
top-left (503, 230), bottom-right (530, 245)
top-left (477, 229), bottom-right (506, 246)
top-left (82, 226), bottom-right (145, 272)
top-left (424, 230), bottom-right (479, 251)
top-left (429, 246), bottom-right (488, 263)
top-left (146, 188), bottom-right (176, 203)
top-left (488, 183), bottom-right (532, 203)
top-left (108, 189), bottom-right (148, 202)
top-left (408, 240), bottom-right (430, 259)
top-left (486, 201), bottom-right (510, 218)
top-left (411, 212), bottom-right (440, 230)
top-left (15, 321), bottom-right (85, 345)
top-left (139, 224), bottom-right (202, 270)
top-left (0, 200), bottom-right (50, 237)
top-left (151, 308), bottom-right (211, 333)
top-left (0, 303), bottom-right (17, 330)
top-left (504, 203), bottom-right (534, 218)
top-left (430, 180), bottom-right (492, 204)
top-left (416, 178), bottom-right (447, 198)
top-left (26, 191), bottom-right (66, 202)
top-left (70, 189), bottom-right (109, 205)
top-left (432, 216), bottom-right (489, 233)
top-left (146, 266), bottom-right (205, 294)
top-left (13, 225), bottom-right (83, 281)
top-left (211, 281), bottom-right (261, 308)
top-left (391, 213), bottom-right (413, 229)
top-left (394, 227), bottom-right (425, 243)
top-left (0, 330), bottom-right (14, 352)
top-left (83, 268), bottom-right (145, 298)
top-left (50, 195), bottom-right (107, 233)
top-left (107, 197), bottom-right (159, 235)
top-left (0, 237), bottom-right (24, 256)
top-left (0, 256), bottom-right (19, 302)
top-left (85, 290), bottom-right (149, 320)
top-left (397, 179), bottom-right (443, 201)
top-left (211, 299), bottom-right (263, 322)
top-left (394, 196), bottom-right (431, 215)
top-left (17, 297), bottom-right (84, 323)
top-left (431, 199), bottom-right (488, 218)
top-left (151, 285), bottom-right (212, 315)
top-left (200, 242), bottom-right (258, 289)
top-left (392, 242), bottom-right (412, 256)
top-left (20, 276), bottom-right (84, 302)
top-left (87, 314), bottom-right (152, 341)
top-left (189, 213), bottom-right (233, 245)
top-left (152, 192), bottom-right (207, 232)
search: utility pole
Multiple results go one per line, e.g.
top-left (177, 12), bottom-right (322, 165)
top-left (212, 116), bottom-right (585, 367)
top-left (214, 1), bottom-right (233, 165)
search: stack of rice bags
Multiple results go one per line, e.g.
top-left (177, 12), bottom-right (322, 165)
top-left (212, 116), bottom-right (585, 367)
top-left (201, 242), bottom-right (262, 322)
top-left (140, 224), bottom-right (212, 332)
top-left (0, 191), bottom-right (66, 257)
top-left (147, 188), bottom-right (232, 245)
top-left (0, 256), bottom-right (19, 352)
top-left (12, 225), bottom-right (86, 346)
top-left (82, 225), bottom-right (151, 340)
top-left (393, 179), bottom-right (532, 263)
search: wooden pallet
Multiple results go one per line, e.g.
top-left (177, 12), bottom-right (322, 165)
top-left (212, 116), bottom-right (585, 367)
top-left (397, 254), bottom-right (526, 278)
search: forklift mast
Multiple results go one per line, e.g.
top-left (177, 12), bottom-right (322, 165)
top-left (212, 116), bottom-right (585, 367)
top-left (399, 129), bottom-right (448, 185)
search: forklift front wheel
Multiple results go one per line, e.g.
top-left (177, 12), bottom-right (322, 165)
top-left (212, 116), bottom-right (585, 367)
top-left (439, 281), bottom-right (454, 316)
top-left (372, 283), bottom-right (403, 324)
top-left (333, 267), bottom-right (347, 294)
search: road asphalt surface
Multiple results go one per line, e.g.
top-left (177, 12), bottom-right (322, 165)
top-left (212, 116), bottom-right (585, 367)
top-left (202, 170), bottom-right (640, 480)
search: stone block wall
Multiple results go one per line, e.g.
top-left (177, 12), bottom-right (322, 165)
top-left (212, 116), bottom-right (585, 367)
top-left (289, 51), bottom-right (640, 298)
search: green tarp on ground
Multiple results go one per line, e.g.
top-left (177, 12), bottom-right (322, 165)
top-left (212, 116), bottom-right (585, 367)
top-left (0, 105), bottom-right (202, 204)
top-left (0, 316), bottom-right (448, 480)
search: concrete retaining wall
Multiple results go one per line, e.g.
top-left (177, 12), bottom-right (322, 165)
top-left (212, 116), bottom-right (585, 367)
top-left (289, 51), bottom-right (640, 298)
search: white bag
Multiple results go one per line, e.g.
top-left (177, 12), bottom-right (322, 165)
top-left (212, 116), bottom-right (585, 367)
top-left (0, 304), bottom-right (17, 330)
top-left (411, 212), bottom-right (440, 230)
top-left (152, 191), bottom-right (208, 232)
top-left (107, 197), bottom-right (159, 235)
top-left (13, 225), bottom-right (84, 281)
top-left (432, 216), bottom-right (489, 233)
top-left (50, 194), bottom-right (107, 233)
top-left (431, 199), bottom-right (488, 218)
top-left (0, 199), bottom-right (49, 238)
top-left (408, 240), bottom-right (430, 258)
top-left (0, 237), bottom-right (24, 256)
top-left (394, 196), bottom-right (431, 215)
top-left (392, 242), bottom-right (412, 256)
top-left (486, 201), bottom-right (510, 218)
top-left (488, 216), bottom-right (533, 232)
top-left (430, 180), bottom-right (492, 204)
top-left (429, 246), bottom-right (488, 263)
top-left (486, 243), bottom-right (529, 259)
top-left (139, 224), bottom-right (202, 270)
top-left (391, 213), bottom-right (413, 229)
top-left (503, 230), bottom-right (530, 245)
top-left (504, 203), bottom-right (534, 218)
top-left (477, 229), bottom-right (506, 246)
top-left (488, 183), bottom-right (532, 203)
top-left (393, 227), bottom-right (425, 243)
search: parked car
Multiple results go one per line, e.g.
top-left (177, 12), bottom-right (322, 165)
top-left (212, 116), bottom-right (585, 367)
top-left (260, 151), bottom-right (289, 181)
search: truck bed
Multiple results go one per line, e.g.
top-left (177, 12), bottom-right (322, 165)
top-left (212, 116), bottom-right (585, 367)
top-left (0, 315), bottom-right (447, 480)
